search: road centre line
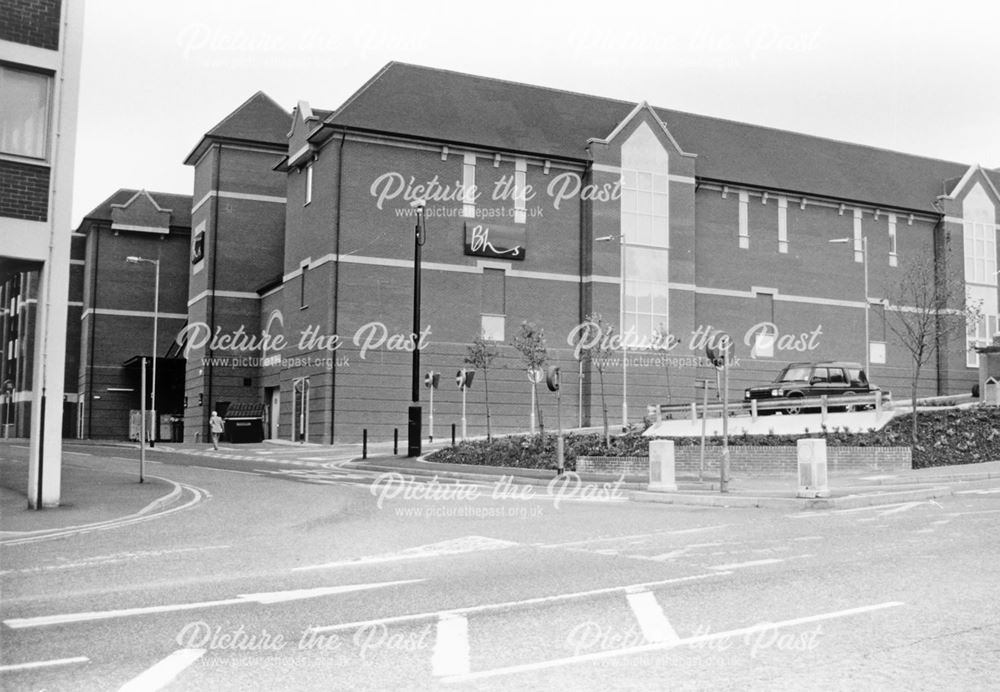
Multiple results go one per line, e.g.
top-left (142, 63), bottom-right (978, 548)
top-left (307, 572), bottom-right (729, 634)
top-left (3, 579), bottom-right (423, 629)
top-left (439, 601), bottom-right (906, 683)
top-left (0, 656), bottom-right (90, 673)
top-left (118, 649), bottom-right (205, 692)
top-left (626, 591), bottom-right (679, 644)
top-left (431, 614), bottom-right (470, 677)
top-left (535, 524), bottom-right (731, 549)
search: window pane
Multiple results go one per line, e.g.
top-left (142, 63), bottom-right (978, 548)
top-left (622, 189), bottom-right (636, 211)
top-left (622, 170), bottom-right (636, 188)
top-left (653, 194), bottom-right (668, 217)
top-left (635, 191), bottom-right (651, 214)
top-left (653, 175), bottom-right (669, 193)
top-left (637, 172), bottom-right (652, 191)
top-left (0, 67), bottom-right (49, 158)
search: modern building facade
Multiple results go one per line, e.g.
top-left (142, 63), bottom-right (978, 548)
top-left (48, 62), bottom-right (998, 446)
top-left (170, 62), bottom-right (997, 446)
top-left (0, 0), bottom-right (84, 505)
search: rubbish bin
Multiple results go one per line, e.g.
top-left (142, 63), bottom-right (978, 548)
top-left (159, 414), bottom-right (174, 442)
top-left (985, 378), bottom-right (999, 406)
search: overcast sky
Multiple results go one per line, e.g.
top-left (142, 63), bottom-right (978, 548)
top-left (73, 0), bottom-right (999, 226)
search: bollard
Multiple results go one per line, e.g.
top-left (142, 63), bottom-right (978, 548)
top-left (451, 423), bottom-right (456, 446)
top-left (820, 395), bottom-right (828, 425)
top-left (875, 390), bottom-right (883, 414)
top-left (556, 435), bottom-right (565, 475)
top-left (393, 428), bottom-right (398, 455)
top-left (362, 429), bottom-right (368, 459)
top-left (797, 438), bottom-right (829, 498)
top-left (751, 399), bottom-right (758, 422)
top-left (647, 439), bottom-right (677, 492)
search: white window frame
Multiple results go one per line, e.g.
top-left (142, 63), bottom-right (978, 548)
top-left (888, 213), bottom-right (898, 267)
top-left (853, 209), bottom-right (863, 263)
top-left (514, 158), bottom-right (526, 224)
top-left (738, 191), bottom-right (749, 249)
top-left (777, 196), bottom-right (788, 254)
top-left (463, 152), bottom-right (476, 218)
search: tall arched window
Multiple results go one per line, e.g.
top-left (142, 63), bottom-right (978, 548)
top-left (963, 182), bottom-right (998, 367)
top-left (620, 122), bottom-right (670, 340)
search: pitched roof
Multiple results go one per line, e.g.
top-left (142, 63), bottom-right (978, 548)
top-left (325, 62), bottom-right (986, 214)
top-left (184, 91), bottom-right (290, 164)
top-left (78, 189), bottom-right (192, 230)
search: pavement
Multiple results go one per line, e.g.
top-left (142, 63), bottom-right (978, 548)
top-left (2, 437), bottom-right (999, 534)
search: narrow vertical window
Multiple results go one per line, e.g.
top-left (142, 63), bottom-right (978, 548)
top-left (299, 261), bottom-right (309, 309)
top-left (304, 163), bottom-right (313, 206)
top-left (738, 191), bottom-right (749, 249)
top-left (514, 158), bottom-right (526, 224)
top-left (853, 209), bottom-right (863, 263)
top-left (480, 268), bottom-right (505, 340)
top-left (463, 153), bottom-right (476, 218)
top-left (777, 196), bottom-right (788, 254)
top-left (888, 213), bottom-right (897, 266)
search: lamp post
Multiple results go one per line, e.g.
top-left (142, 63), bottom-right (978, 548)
top-left (408, 200), bottom-right (426, 457)
top-left (126, 256), bottom-right (160, 447)
top-left (829, 236), bottom-right (869, 375)
top-left (596, 233), bottom-right (628, 428)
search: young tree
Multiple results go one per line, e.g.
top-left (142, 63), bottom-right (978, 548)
top-left (885, 253), bottom-right (981, 443)
top-left (511, 321), bottom-right (548, 439)
top-left (465, 332), bottom-right (500, 441)
top-left (577, 314), bottom-right (616, 447)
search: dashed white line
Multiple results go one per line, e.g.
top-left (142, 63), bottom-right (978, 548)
top-left (118, 648), bottom-right (205, 692)
top-left (431, 614), bottom-right (470, 677)
top-left (708, 558), bottom-right (785, 570)
top-left (0, 656), bottom-right (89, 672)
top-left (536, 524), bottom-right (730, 549)
top-left (626, 590), bottom-right (679, 644)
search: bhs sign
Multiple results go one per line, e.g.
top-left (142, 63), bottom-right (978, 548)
top-left (464, 222), bottom-right (526, 261)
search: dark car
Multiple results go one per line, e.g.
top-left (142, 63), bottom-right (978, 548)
top-left (743, 361), bottom-right (880, 414)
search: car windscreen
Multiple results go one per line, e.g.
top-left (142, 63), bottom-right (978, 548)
top-left (777, 366), bottom-right (811, 382)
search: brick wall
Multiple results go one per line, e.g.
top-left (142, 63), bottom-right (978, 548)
top-left (0, 161), bottom-right (50, 221)
top-left (0, 0), bottom-right (61, 50)
top-left (578, 445), bottom-right (911, 477)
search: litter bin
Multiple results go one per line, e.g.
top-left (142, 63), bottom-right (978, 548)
top-left (159, 414), bottom-right (174, 442)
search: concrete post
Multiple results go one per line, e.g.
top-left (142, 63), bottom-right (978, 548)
top-left (647, 439), bottom-right (677, 492)
top-left (797, 438), bottom-right (830, 498)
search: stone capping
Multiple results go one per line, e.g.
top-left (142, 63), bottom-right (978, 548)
top-left (578, 446), bottom-right (912, 477)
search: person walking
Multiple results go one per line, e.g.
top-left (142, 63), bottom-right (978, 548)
top-left (209, 410), bottom-right (224, 450)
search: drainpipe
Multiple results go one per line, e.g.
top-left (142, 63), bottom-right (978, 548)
top-left (207, 144), bottom-right (222, 435)
top-left (329, 128), bottom-right (346, 444)
top-left (86, 225), bottom-right (99, 438)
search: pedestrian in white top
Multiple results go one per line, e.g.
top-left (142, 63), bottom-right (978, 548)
top-left (209, 411), bottom-right (224, 450)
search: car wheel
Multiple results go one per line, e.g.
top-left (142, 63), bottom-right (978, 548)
top-left (783, 394), bottom-right (804, 415)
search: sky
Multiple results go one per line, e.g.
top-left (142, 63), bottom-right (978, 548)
top-left (72, 0), bottom-right (1000, 226)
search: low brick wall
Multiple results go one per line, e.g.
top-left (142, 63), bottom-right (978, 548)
top-left (578, 446), bottom-right (911, 477)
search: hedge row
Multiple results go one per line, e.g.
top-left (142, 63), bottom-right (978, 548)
top-left (425, 407), bottom-right (1000, 470)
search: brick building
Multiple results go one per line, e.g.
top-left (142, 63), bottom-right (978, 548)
top-left (170, 62), bottom-right (997, 445)
top-left (0, 0), bottom-right (83, 505)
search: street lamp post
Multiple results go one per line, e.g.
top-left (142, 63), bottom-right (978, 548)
top-left (829, 237), bottom-right (869, 374)
top-left (596, 233), bottom-right (628, 428)
top-left (408, 200), bottom-right (426, 457)
top-left (126, 256), bottom-right (160, 447)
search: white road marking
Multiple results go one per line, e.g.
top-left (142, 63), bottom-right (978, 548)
top-left (708, 558), bottom-right (785, 570)
top-left (3, 579), bottom-right (424, 629)
top-left (945, 509), bottom-right (1000, 517)
top-left (63, 451), bottom-right (93, 456)
top-left (955, 488), bottom-right (1000, 495)
top-left (0, 545), bottom-right (231, 576)
top-left (431, 614), bottom-right (470, 677)
top-left (294, 536), bottom-right (520, 572)
top-left (536, 524), bottom-right (730, 549)
top-left (118, 648), bottom-right (205, 692)
top-left (440, 601), bottom-right (905, 683)
top-left (308, 572), bottom-right (729, 634)
top-left (878, 502), bottom-right (924, 516)
top-left (0, 656), bottom-right (89, 672)
top-left (626, 590), bottom-right (679, 644)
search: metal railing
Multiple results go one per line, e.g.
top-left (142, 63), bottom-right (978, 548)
top-left (648, 391), bottom-right (891, 427)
